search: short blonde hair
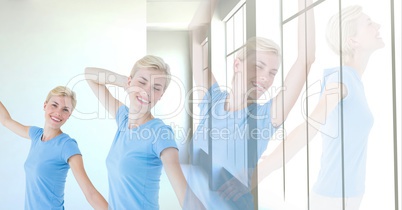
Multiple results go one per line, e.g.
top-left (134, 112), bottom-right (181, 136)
top-left (130, 55), bottom-right (171, 91)
top-left (45, 86), bottom-right (77, 110)
top-left (236, 37), bottom-right (281, 61)
top-left (326, 5), bottom-right (363, 58)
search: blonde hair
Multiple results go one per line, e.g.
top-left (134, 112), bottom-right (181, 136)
top-left (45, 86), bottom-right (77, 110)
top-left (326, 5), bottom-right (363, 59)
top-left (130, 55), bottom-right (171, 91)
top-left (236, 37), bottom-right (281, 61)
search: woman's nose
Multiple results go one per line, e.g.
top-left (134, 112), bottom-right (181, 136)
top-left (258, 72), bottom-right (268, 81)
top-left (141, 87), bottom-right (150, 97)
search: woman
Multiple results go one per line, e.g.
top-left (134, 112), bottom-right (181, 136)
top-left (255, 5), bottom-right (384, 210)
top-left (0, 86), bottom-right (108, 210)
top-left (194, 0), bottom-right (315, 208)
top-left (85, 55), bottom-right (204, 209)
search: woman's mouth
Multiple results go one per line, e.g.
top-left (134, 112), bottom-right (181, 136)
top-left (252, 82), bottom-right (266, 91)
top-left (50, 116), bottom-right (62, 123)
top-left (137, 96), bottom-right (150, 104)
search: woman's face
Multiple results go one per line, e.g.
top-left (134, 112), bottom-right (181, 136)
top-left (351, 13), bottom-right (385, 52)
top-left (236, 51), bottom-right (280, 100)
top-left (43, 96), bottom-right (73, 130)
top-left (127, 68), bottom-right (167, 114)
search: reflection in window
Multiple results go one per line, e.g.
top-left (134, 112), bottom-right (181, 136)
top-left (225, 3), bottom-right (246, 90)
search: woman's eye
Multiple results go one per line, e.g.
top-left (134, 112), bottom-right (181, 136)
top-left (52, 104), bottom-right (57, 107)
top-left (154, 87), bottom-right (161, 91)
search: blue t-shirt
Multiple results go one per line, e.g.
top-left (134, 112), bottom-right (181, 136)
top-left (192, 83), bottom-right (277, 209)
top-left (313, 66), bottom-right (374, 197)
top-left (106, 105), bottom-right (178, 210)
top-left (24, 126), bottom-right (81, 210)
top-left (193, 83), bottom-right (277, 174)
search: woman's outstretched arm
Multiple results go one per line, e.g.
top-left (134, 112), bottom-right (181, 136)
top-left (271, 0), bottom-right (316, 127)
top-left (69, 154), bottom-right (108, 210)
top-left (0, 101), bottom-right (30, 139)
top-left (161, 148), bottom-right (206, 209)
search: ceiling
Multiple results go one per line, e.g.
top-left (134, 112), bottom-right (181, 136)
top-left (147, 0), bottom-right (202, 31)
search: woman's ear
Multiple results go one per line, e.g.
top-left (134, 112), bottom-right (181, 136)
top-left (127, 76), bottom-right (132, 87)
top-left (234, 58), bottom-right (243, 73)
top-left (43, 101), bottom-right (47, 110)
top-left (347, 36), bottom-right (360, 50)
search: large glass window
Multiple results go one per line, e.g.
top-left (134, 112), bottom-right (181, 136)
top-left (190, 0), bottom-right (400, 209)
top-left (224, 3), bottom-right (246, 91)
top-left (256, 0), bottom-right (400, 209)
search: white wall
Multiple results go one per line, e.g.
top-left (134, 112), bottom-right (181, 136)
top-left (146, 30), bottom-right (192, 163)
top-left (146, 30), bottom-right (191, 209)
top-left (0, 0), bottom-right (146, 209)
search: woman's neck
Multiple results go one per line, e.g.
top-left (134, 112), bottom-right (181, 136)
top-left (41, 127), bottom-right (62, 141)
top-left (128, 107), bottom-right (154, 129)
top-left (344, 51), bottom-right (372, 78)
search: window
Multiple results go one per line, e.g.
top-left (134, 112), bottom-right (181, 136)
top-left (190, 0), bottom-right (400, 209)
top-left (224, 3), bottom-right (246, 90)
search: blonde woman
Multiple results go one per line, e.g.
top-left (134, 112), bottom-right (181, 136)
top-left (256, 5), bottom-right (384, 210)
top-left (85, 55), bottom-right (205, 209)
top-left (0, 86), bottom-right (108, 210)
top-left (193, 0), bottom-right (315, 208)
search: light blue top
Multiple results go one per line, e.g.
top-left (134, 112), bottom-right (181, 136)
top-left (313, 66), bottom-right (374, 197)
top-left (192, 83), bottom-right (277, 209)
top-left (106, 105), bottom-right (178, 210)
top-left (194, 83), bottom-right (277, 166)
top-left (24, 126), bottom-right (81, 210)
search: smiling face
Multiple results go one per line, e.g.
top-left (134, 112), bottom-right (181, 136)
top-left (235, 51), bottom-right (280, 100)
top-left (326, 5), bottom-right (385, 60)
top-left (350, 13), bottom-right (385, 53)
top-left (43, 96), bottom-right (73, 130)
top-left (127, 68), bottom-right (167, 114)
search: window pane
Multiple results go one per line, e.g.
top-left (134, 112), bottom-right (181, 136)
top-left (202, 39), bottom-right (208, 70)
top-left (226, 17), bottom-right (234, 54)
top-left (234, 6), bottom-right (245, 50)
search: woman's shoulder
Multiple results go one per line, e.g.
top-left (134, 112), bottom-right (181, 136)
top-left (205, 82), bottom-right (228, 101)
top-left (29, 126), bottom-right (43, 141)
top-left (56, 133), bottom-right (78, 146)
top-left (323, 66), bottom-right (356, 77)
top-left (117, 104), bottom-right (129, 115)
top-left (146, 118), bottom-right (171, 130)
top-left (323, 66), bottom-right (360, 87)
